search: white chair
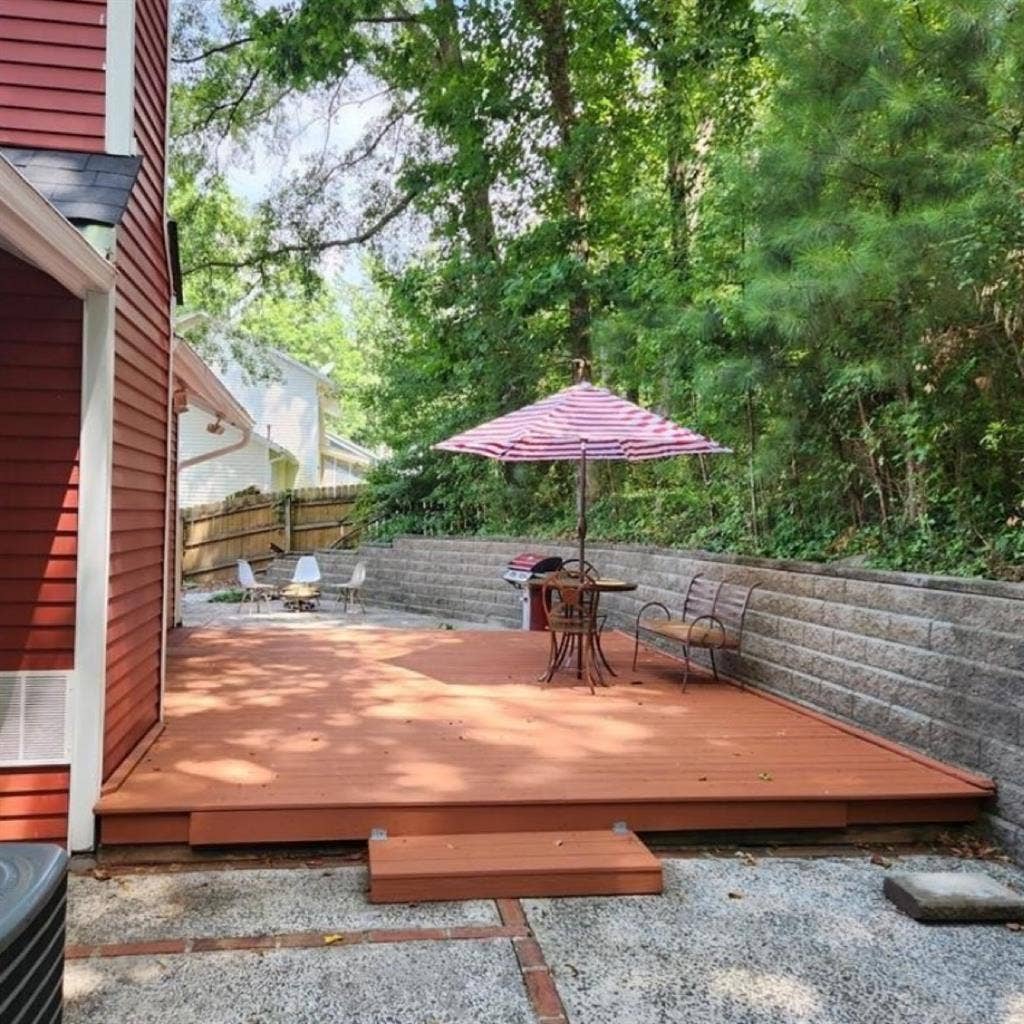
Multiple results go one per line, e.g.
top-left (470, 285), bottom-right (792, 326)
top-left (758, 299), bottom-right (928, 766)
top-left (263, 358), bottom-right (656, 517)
top-left (237, 559), bottom-right (276, 613)
top-left (335, 561), bottom-right (367, 613)
top-left (281, 554), bottom-right (322, 611)
top-left (291, 555), bottom-right (322, 585)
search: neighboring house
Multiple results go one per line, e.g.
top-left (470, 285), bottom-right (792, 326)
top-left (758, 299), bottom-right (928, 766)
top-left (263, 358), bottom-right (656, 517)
top-left (178, 346), bottom-right (377, 506)
top-left (322, 432), bottom-right (379, 486)
top-left (0, 0), bottom-right (196, 851)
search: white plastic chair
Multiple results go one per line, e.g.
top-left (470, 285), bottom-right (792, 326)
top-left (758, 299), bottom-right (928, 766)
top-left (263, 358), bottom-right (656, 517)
top-left (335, 561), bottom-right (367, 613)
top-left (291, 555), bottom-right (322, 585)
top-left (236, 559), bottom-right (276, 613)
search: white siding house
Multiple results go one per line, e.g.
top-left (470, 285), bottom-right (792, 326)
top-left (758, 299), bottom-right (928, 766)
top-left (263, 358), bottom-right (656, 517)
top-left (178, 345), bottom-right (376, 507)
top-left (178, 409), bottom-right (280, 504)
top-left (321, 432), bottom-right (379, 486)
top-left (217, 349), bottom-right (332, 488)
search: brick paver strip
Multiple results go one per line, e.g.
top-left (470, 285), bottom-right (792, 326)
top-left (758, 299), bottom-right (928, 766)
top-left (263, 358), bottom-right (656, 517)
top-left (64, 893), bottom-right (572, 1023)
top-left (496, 898), bottom-right (529, 926)
top-left (505, 900), bottom-right (570, 1024)
top-left (64, 923), bottom-right (527, 960)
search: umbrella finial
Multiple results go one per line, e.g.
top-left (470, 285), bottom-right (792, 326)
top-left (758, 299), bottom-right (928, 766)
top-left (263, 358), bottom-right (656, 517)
top-left (571, 358), bottom-right (591, 383)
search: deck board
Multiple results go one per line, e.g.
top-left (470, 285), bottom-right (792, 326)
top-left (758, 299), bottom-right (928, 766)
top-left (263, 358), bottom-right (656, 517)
top-left (368, 829), bottom-right (663, 902)
top-left (96, 628), bottom-right (993, 845)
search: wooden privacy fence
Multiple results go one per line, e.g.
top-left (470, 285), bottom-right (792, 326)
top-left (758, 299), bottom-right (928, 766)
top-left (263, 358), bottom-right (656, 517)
top-left (180, 485), bottom-right (364, 583)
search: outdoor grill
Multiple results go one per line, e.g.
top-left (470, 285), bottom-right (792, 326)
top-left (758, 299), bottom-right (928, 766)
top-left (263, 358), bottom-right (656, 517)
top-left (502, 553), bottom-right (563, 630)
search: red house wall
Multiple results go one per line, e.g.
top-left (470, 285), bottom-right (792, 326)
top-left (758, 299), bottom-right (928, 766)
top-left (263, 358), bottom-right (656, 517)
top-left (104, 0), bottom-right (172, 779)
top-left (0, 0), bottom-right (107, 152)
top-left (0, 767), bottom-right (69, 843)
top-left (0, 250), bottom-right (80, 671)
top-left (0, 249), bottom-right (79, 842)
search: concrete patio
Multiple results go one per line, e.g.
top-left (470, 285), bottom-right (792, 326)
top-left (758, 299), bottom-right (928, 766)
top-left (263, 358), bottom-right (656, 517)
top-left (64, 851), bottom-right (1024, 1024)
top-left (180, 588), bottom-right (504, 631)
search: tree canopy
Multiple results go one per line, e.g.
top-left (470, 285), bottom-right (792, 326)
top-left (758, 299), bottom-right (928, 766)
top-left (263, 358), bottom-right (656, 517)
top-left (170, 0), bottom-right (1024, 578)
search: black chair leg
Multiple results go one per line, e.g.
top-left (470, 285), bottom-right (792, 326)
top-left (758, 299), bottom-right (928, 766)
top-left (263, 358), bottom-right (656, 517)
top-left (709, 648), bottom-right (719, 681)
top-left (681, 645), bottom-right (690, 693)
top-left (540, 630), bottom-right (559, 682)
top-left (595, 620), bottom-right (616, 677)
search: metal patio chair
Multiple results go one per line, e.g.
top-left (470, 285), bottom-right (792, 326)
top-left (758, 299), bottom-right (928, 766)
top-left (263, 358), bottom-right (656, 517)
top-left (633, 574), bottom-right (759, 690)
top-left (540, 571), bottom-right (605, 693)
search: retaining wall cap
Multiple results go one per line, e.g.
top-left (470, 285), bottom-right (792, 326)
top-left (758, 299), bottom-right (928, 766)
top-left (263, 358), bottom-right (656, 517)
top-left (384, 535), bottom-right (1024, 602)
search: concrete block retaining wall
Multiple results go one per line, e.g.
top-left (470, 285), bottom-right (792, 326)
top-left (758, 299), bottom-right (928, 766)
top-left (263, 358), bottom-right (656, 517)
top-left (268, 536), bottom-right (1024, 859)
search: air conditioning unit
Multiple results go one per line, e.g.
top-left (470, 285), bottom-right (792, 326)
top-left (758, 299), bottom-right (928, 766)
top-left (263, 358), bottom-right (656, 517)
top-left (0, 844), bottom-right (69, 1024)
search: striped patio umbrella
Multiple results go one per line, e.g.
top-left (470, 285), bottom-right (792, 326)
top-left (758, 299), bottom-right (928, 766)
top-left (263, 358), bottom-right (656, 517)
top-left (434, 380), bottom-right (729, 570)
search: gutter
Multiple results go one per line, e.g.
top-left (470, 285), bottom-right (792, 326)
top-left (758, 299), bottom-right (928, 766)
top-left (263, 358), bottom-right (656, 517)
top-left (179, 418), bottom-right (252, 469)
top-left (173, 336), bottom-right (255, 468)
top-left (0, 155), bottom-right (115, 297)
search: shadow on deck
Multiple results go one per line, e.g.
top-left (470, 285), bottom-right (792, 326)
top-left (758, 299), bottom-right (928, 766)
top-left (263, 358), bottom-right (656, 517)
top-left (96, 627), bottom-right (994, 847)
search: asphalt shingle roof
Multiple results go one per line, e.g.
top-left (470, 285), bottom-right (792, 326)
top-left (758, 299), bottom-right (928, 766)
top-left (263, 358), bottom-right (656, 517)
top-left (2, 146), bottom-right (142, 226)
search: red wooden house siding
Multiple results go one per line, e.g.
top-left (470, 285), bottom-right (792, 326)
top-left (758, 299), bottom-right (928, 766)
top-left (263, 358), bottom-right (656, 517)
top-left (0, 250), bottom-right (80, 672)
top-left (0, 249), bottom-right (79, 842)
top-left (0, 0), bottom-right (107, 152)
top-left (104, 0), bottom-right (171, 779)
top-left (0, 767), bottom-right (69, 843)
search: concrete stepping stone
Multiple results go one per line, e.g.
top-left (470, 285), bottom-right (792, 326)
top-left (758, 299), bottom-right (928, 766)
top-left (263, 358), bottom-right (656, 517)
top-left (884, 871), bottom-right (1024, 922)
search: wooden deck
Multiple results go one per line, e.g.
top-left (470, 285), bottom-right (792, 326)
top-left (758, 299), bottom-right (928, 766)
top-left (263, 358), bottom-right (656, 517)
top-left (368, 829), bottom-right (663, 902)
top-left (96, 628), bottom-right (994, 846)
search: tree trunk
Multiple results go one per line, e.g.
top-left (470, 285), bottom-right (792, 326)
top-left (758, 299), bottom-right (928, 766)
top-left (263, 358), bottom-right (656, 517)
top-left (434, 0), bottom-right (500, 267)
top-left (745, 388), bottom-right (760, 545)
top-left (521, 0), bottom-right (591, 364)
top-left (856, 395), bottom-right (890, 524)
top-left (899, 386), bottom-right (926, 523)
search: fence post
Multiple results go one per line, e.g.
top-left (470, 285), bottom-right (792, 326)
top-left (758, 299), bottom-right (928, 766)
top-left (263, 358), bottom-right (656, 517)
top-left (283, 493), bottom-right (293, 552)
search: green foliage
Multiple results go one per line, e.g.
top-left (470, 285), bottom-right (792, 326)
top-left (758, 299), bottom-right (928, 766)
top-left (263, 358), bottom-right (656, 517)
top-left (170, 0), bottom-right (1024, 579)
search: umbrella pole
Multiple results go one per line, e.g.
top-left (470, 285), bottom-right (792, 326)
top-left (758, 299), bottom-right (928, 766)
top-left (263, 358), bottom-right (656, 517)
top-left (576, 441), bottom-right (588, 681)
top-left (577, 441), bottom-right (587, 573)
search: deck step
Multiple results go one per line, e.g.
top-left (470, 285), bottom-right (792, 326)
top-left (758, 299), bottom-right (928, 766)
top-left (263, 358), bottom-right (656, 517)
top-left (368, 829), bottom-right (663, 903)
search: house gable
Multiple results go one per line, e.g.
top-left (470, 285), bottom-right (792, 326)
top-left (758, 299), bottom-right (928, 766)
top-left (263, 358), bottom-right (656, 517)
top-left (215, 350), bottom-right (330, 490)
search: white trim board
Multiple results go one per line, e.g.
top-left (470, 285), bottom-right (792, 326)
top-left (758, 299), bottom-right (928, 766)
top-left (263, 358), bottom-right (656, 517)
top-left (69, 289), bottom-right (116, 852)
top-left (105, 0), bottom-right (138, 155)
top-left (0, 156), bottom-right (115, 297)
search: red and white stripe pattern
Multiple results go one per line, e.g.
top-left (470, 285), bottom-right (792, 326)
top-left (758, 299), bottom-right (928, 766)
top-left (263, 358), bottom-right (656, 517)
top-left (434, 382), bottom-right (730, 462)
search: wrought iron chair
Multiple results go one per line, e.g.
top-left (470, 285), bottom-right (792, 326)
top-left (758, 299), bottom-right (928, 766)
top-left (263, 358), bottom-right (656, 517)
top-left (557, 558), bottom-right (618, 676)
top-left (633, 574), bottom-right (759, 690)
top-left (560, 558), bottom-right (598, 580)
top-left (540, 571), bottom-right (604, 693)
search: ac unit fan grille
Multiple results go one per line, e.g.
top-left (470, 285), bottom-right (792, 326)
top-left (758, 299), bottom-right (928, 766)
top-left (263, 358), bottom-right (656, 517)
top-left (0, 879), bottom-right (66, 1024)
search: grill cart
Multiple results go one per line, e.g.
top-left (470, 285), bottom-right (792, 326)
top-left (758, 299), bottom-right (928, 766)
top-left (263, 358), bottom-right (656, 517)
top-left (502, 553), bottom-right (563, 629)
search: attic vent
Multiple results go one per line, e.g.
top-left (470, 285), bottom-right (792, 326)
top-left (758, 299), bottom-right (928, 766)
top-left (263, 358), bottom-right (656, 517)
top-left (0, 673), bottom-right (70, 766)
